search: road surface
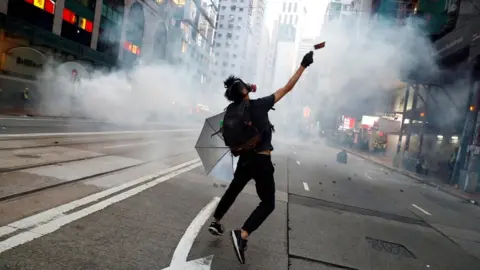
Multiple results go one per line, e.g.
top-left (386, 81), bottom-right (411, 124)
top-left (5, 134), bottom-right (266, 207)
top-left (0, 127), bottom-right (479, 269)
top-left (0, 116), bottom-right (200, 134)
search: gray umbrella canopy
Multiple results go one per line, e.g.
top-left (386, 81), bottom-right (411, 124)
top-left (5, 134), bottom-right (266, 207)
top-left (195, 112), bottom-right (238, 182)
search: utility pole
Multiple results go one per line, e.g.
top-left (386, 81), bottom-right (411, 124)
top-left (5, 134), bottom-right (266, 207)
top-left (451, 61), bottom-right (480, 186)
top-left (461, 62), bottom-right (480, 191)
top-left (394, 85), bottom-right (410, 168)
top-left (404, 84), bottom-right (419, 153)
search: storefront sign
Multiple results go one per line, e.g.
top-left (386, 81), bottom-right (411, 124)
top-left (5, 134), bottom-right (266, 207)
top-left (361, 115), bottom-right (379, 126)
top-left (468, 17), bottom-right (480, 61)
top-left (1, 47), bottom-right (46, 77)
top-left (378, 118), bottom-right (401, 133)
top-left (434, 24), bottom-right (470, 58)
top-left (343, 117), bottom-right (355, 130)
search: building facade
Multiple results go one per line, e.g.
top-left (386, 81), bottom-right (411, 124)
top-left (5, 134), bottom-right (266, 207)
top-left (212, 0), bottom-right (253, 79)
top-left (167, 0), bottom-right (218, 85)
top-left (244, 0), bottom-right (266, 83)
top-left (0, 0), bottom-right (187, 116)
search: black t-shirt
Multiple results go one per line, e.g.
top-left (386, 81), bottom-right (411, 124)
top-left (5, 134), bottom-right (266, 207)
top-left (250, 94), bottom-right (275, 152)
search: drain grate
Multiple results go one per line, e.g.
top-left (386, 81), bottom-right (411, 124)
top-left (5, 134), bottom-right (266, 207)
top-left (366, 237), bottom-right (416, 259)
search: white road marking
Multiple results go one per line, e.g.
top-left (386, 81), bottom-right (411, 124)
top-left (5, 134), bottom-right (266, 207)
top-left (103, 137), bottom-right (196, 149)
top-left (0, 159), bottom-right (200, 239)
top-left (412, 204), bottom-right (432, 216)
top-left (103, 141), bottom-right (159, 149)
top-left (164, 197), bottom-right (220, 269)
top-left (0, 161), bottom-right (201, 254)
top-left (0, 129), bottom-right (196, 138)
top-left (303, 182), bottom-right (310, 191)
top-left (296, 160), bottom-right (300, 165)
top-left (364, 173), bottom-right (372, 180)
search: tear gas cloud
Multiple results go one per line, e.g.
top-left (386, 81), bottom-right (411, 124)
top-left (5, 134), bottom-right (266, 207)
top-left (270, 17), bottom-right (469, 141)
top-left (34, 16), bottom-right (468, 145)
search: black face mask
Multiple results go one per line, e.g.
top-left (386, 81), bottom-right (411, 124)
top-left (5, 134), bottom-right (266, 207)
top-left (228, 79), bottom-right (251, 95)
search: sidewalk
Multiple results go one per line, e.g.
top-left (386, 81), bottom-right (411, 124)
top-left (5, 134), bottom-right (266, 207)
top-left (344, 148), bottom-right (480, 205)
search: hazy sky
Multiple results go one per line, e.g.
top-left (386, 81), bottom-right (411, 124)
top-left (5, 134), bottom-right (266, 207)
top-left (265, 0), bottom-right (329, 39)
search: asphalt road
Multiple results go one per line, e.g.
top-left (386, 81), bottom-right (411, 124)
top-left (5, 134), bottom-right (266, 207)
top-left (1, 136), bottom-right (480, 269)
top-left (0, 116), bottom-right (200, 134)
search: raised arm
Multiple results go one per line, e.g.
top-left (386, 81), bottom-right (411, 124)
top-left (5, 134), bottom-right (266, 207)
top-left (274, 51), bottom-right (314, 104)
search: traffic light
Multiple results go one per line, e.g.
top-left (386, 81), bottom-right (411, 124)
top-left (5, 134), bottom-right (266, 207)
top-left (420, 112), bottom-right (425, 117)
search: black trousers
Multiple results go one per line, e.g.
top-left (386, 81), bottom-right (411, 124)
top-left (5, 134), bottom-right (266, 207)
top-left (213, 153), bottom-right (275, 234)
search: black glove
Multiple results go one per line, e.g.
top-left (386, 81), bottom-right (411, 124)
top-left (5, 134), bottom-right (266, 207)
top-left (301, 51), bottom-right (314, 68)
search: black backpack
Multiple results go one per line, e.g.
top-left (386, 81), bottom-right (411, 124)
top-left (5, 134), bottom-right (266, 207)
top-left (221, 100), bottom-right (262, 156)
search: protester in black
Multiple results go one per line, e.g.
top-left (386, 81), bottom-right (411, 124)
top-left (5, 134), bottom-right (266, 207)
top-left (208, 51), bottom-right (315, 264)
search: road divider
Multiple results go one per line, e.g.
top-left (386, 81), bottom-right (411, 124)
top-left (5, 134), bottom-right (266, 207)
top-left (0, 159), bottom-right (200, 240)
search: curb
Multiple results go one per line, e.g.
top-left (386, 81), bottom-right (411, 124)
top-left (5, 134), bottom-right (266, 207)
top-left (343, 148), bottom-right (479, 206)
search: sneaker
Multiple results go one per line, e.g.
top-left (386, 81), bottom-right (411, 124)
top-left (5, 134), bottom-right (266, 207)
top-left (208, 222), bottom-right (224, 236)
top-left (230, 230), bottom-right (247, 264)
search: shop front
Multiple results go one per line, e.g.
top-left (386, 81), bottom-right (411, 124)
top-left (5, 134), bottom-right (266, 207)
top-left (0, 46), bottom-right (46, 115)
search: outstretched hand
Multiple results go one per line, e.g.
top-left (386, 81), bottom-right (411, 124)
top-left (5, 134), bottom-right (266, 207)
top-left (301, 51), bottom-right (314, 68)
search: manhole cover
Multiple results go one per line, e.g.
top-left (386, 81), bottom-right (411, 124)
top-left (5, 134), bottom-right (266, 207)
top-left (366, 237), bottom-right (416, 259)
top-left (15, 154), bottom-right (40, 159)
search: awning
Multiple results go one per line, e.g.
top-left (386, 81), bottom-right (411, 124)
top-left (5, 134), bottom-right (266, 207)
top-left (469, 17), bottom-right (480, 61)
top-left (434, 16), bottom-right (480, 63)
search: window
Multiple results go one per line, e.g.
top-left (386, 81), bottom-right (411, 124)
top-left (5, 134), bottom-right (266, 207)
top-left (238, 16), bottom-right (242, 21)
top-left (295, 15), bottom-right (298, 24)
top-left (231, 64), bottom-right (235, 67)
top-left (235, 35), bottom-right (239, 40)
top-left (236, 25), bottom-right (240, 30)
top-left (289, 14), bottom-right (292, 24)
top-left (228, 24), bottom-right (233, 29)
top-left (219, 24), bottom-right (224, 28)
top-left (233, 54), bottom-right (237, 58)
top-left (227, 32), bottom-right (232, 38)
top-left (221, 5), bottom-right (226, 10)
top-left (217, 33), bottom-right (222, 38)
top-left (294, 2), bottom-right (297, 12)
top-left (283, 2), bottom-right (286, 12)
top-left (229, 14), bottom-right (234, 21)
top-left (288, 2), bottom-right (291, 12)
top-left (223, 62), bottom-right (228, 67)
top-left (220, 15), bottom-right (224, 19)
top-left (283, 15), bottom-right (287, 23)
top-left (173, 0), bottom-right (186, 5)
top-left (231, 5), bottom-right (236, 11)
top-left (216, 43), bottom-right (221, 47)
top-left (239, 8), bottom-right (243, 11)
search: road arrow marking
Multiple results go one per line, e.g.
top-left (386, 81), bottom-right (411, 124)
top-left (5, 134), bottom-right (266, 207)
top-left (163, 197), bottom-right (220, 270)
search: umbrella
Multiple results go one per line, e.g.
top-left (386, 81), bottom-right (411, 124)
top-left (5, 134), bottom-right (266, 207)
top-left (195, 112), bottom-right (238, 182)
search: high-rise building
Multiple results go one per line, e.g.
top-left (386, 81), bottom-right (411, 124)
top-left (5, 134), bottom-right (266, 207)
top-left (245, 0), bottom-right (267, 83)
top-left (168, 0), bottom-right (218, 85)
top-left (322, 0), bottom-right (358, 35)
top-left (213, 0), bottom-right (253, 79)
top-left (271, 0), bottom-right (306, 90)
